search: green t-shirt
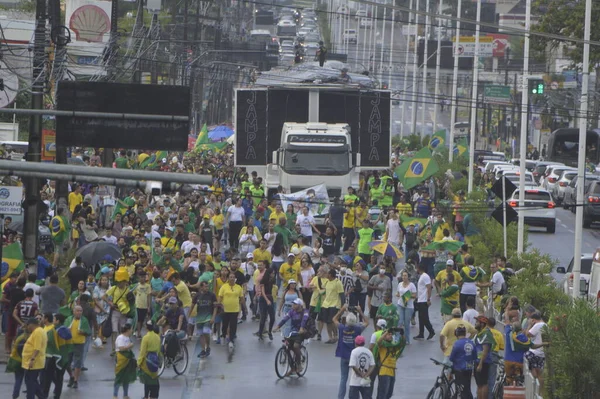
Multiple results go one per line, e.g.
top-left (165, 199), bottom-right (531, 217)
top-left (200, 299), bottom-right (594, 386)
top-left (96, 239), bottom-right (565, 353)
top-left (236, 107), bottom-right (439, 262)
top-left (376, 303), bottom-right (398, 328)
top-left (370, 187), bottom-right (384, 203)
top-left (381, 186), bottom-right (394, 207)
top-left (274, 224), bottom-right (292, 247)
top-left (475, 328), bottom-right (496, 364)
top-left (198, 271), bottom-right (215, 292)
top-left (249, 186), bottom-right (264, 206)
top-left (115, 156), bottom-right (129, 169)
top-left (357, 228), bottom-right (374, 254)
top-left (184, 222), bottom-right (196, 234)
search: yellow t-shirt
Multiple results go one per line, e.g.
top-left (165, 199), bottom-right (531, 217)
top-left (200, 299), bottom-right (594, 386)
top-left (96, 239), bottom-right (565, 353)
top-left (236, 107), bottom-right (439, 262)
top-left (343, 208), bottom-right (355, 229)
top-left (434, 222), bottom-right (451, 242)
top-left (439, 318), bottom-right (477, 356)
top-left (70, 318), bottom-right (86, 344)
top-left (252, 248), bottom-right (272, 264)
top-left (68, 192), bottom-right (83, 214)
top-left (354, 207), bottom-right (368, 228)
top-left (215, 277), bottom-right (227, 295)
top-left (309, 276), bottom-right (327, 307)
top-left (377, 345), bottom-right (402, 377)
top-left (218, 283), bottom-right (243, 313)
top-left (269, 210), bottom-right (287, 223)
top-left (322, 278), bottom-right (344, 309)
top-left (161, 236), bottom-right (178, 250)
top-left (395, 202), bottom-right (412, 216)
top-left (212, 214), bottom-right (224, 230)
top-left (106, 285), bottom-right (130, 315)
top-left (21, 327), bottom-right (47, 370)
top-left (131, 244), bottom-right (150, 254)
top-left (279, 263), bottom-right (300, 286)
top-left (135, 283), bottom-right (151, 309)
top-left (435, 270), bottom-right (463, 291)
top-left (174, 281), bottom-right (192, 308)
top-left (491, 327), bottom-right (505, 351)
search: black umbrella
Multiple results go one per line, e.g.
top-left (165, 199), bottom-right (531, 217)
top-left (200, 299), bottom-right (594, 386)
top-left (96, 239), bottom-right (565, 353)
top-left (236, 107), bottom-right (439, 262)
top-left (75, 241), bottom-right (122, 266)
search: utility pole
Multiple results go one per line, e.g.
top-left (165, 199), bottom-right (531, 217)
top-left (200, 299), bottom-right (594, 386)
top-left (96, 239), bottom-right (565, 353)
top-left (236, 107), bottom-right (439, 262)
top-left (400, 0), bottom-right (413, 137)
top-left (448, 0), bottom-right (462, 161)
top-left (410, 0), bottom-right (420, 136)
top-left (432, 0), bottom-right (443, 132)
top-left (572, 0), bottom-right (593, 296)
top-left (467, 0), bottom-right (481, 193)
top-left (103, 0), bottom-right (119, 168)
top-left (23, 0), bottom-right (46, 263)
top-left (420, 0), bottom-right (430, 135)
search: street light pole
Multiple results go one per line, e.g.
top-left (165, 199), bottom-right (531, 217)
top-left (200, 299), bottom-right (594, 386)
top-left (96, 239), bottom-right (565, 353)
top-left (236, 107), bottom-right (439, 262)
top-left (572, 0), bottom-right (592, 296)
top-left (517, 0), bottom-right (532, 254)
top-left (380, 1), bottom-right (387, 84)
top-left (387, 5), bottom-right (395, 88)
top-left (410, 0), bottom-right (420, 136)
top-left (448, 0), bottom-right (462, 162)
top-left (421, 0), bottom-right (430, 135)
top-left (400, 0), bottom-right (413, 138)
top-left (432, 0), bottom-right (443, 132)
top-left (467, 0), bottom-right (481, 193)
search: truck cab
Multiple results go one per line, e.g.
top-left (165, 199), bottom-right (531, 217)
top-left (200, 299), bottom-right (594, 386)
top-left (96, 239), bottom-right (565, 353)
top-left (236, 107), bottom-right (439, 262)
top-left (265, 122), bottom-right (360, 200)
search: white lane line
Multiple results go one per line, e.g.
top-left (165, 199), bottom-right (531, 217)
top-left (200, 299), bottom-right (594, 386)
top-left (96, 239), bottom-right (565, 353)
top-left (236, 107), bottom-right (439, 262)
top-left (561, 224), bottom-right (568, 228)
top-left (568, 229), bottom-right (574, 233)
top-left (556, 218), bottom-right (562, 222)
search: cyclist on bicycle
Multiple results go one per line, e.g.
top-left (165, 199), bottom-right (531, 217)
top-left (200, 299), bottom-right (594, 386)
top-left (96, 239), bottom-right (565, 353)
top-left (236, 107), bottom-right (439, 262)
top-left (157, 296), bottom-right (187, 340)
top-left (449, 325), bottom-right (478, 399)
top-left (273, 298), bottom-right (309, 375)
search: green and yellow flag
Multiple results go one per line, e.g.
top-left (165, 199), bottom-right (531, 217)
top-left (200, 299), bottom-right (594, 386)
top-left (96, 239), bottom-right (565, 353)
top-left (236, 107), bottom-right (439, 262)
top-left (394, 147), bottom-right (440, 190)
top-left (429, 130), bottom-right (446, 150)
top-left (115, 350), bottom-right (137, 385)
top-left (196, 124), bottom-right (210, 147)
top-left (453, 137), bottom-right (469, 158)
top-left (400, 214), bottom-right (428, 228)
top-left (2, 243), bottom-right (24, 283)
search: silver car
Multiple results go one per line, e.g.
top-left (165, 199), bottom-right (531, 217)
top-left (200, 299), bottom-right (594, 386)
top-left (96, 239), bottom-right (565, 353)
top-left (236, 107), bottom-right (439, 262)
top-left (542, 166), bottom-right (576, 193)
top-left (551, 169), bottom-right (577, 205)
top-left (563, 174), bottom-right (600, 211)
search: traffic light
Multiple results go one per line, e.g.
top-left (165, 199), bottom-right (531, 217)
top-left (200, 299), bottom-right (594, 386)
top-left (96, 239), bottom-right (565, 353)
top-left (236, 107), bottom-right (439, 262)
top-left (530, 79), bottom-right (545, 95)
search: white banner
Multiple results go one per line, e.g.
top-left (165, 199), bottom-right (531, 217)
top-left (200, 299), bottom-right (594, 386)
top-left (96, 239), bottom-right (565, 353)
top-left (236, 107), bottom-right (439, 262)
top-left (0, 186), bottom-right (23, 215)
top-left (278, 184), bottom-right (330, 217)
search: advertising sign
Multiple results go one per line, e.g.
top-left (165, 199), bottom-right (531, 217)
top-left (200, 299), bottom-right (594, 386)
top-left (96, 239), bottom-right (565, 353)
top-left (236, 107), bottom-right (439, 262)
top-left (452, 36), bottom-right (494, 57)
top-left (0, 186), bottom-right (23, 215)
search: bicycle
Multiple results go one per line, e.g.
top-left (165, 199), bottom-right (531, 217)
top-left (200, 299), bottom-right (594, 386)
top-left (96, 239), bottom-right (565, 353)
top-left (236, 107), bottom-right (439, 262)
top-left (158, 329), bottom-right (189, 377)
top-left (427, 358), bottom-right (457, 399)
top-left (274, 333), bottom-right (309, 379)
top-left (492, 357), bottom-right (524, 399)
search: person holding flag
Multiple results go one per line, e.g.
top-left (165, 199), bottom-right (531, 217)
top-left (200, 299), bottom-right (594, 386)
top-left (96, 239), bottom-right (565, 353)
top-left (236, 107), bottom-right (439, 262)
top-left (458, 256), bottom-right (485, 313)
top-left (395, 271), bottom-right (416, 344)
top-left (138, 320), bottom-right (161, 399)
top-left (43, 313), bottom-right (73, 399)
top-left (113, 323), bottom-right (137, 399)
top-left (51, 208), bottom-right (71, 267)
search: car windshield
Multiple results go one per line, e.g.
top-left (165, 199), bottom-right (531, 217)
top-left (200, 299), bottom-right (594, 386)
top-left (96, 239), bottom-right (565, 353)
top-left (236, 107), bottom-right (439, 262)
top-left (283, 149), bottom-right (349, 175)
top-left (506, 174), bottom-right (533, 183)
top-left (513, 191), bottom-right (552, 201)
top-left (568, 258), bottom-right (593, 274)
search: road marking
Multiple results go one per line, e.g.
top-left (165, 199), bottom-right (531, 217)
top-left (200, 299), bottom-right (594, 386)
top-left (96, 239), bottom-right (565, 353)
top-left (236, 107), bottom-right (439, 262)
top-left (561, 224), bottom-right (568, 229)
top-left (556, 218), bottom-right (561, 222)
top-left (568, 229), bottom-right (574, 233)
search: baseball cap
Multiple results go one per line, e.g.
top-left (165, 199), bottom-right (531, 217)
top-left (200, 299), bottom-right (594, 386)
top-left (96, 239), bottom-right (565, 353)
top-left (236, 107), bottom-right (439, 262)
top-left (451, 308), bottom-right (462, 317)
top-left (288, 253), bottom-right (296, 257)
top-left (168, 297), bottom-right (178, 304)
top-left (292, 298), bottom-right (304, 306)
top-left (475, 315), bottom-right (489, 324)
top-left (354, 335), bottom-right (366, 346)
top-left (446, 259), bottom-right (455, 266)
top-left (288, 279), bottom-right (297, 285)
top-left (376, 319), bottom-right (387, 328)
top-left (246, 253), bottom-right (254, 259)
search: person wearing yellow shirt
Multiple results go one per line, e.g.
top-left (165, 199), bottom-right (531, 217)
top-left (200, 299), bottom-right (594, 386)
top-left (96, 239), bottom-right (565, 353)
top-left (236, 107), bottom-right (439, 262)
top-left (212, 209), bottom-right (225, 252)
top-left (269, 204), bottom-right (287, 224)
top-left (131, 234), bottom-right (151, 254)
top-left (433, 217), bottom-right (451, 242)
top-left (395, 196), bottom-right (413, 216)
top-left (68, 185), bottom-right (83, 214)
top-left (253, 239), bottom-right (272, 264)
top-left (218, 272), bottom-right (245, 346)
top-left (321, 269), bottom-right (344, 344)
top-left (342, 203), bottom-right (356, 252)
top-left (354, 200), bottom-right (369, 229)
top-left (369, 181), bottom-right (384, 205)
top-left (161, 227), bottom-right (179, 250)
top-left (169, 273), bottom-right (193, 316)
top-left (279, 254), bottom-right (301, 287)
top-left (439, 308), bottom-right (477, 359)
top-left (374, 327), bottom-right (406, 399)
top-left (65, 306), bottom-right (91, 389)
top-left (21, 318), bottom-right (48, 396)
top-left (435, 260), bottom-right (463, 293)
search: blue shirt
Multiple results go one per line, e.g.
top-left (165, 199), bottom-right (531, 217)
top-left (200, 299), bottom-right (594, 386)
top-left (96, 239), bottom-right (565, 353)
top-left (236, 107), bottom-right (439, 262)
top-left (242, 199), bottom-right (254, 217)
top-left (504, 325), bottom-right (528, 363)
top-left (335, 324), bottom-right (364, 360)
top-left (37, 256), bottom-right (52, 280)
top-left (449, 338), bottom-right (478, 371)
top-left (277, 309), bottom-right (309, 333)
top-left (415, 198), bottom-right (432, 217)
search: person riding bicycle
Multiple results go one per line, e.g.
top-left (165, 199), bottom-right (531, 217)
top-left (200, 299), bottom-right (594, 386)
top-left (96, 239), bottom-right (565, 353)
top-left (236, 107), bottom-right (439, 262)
top-left (273, 298), bottom-right (309, 375)
top-left (449, 325), bottom-right (478, 399)
top-left (157, 296), bottom-right (188, 340)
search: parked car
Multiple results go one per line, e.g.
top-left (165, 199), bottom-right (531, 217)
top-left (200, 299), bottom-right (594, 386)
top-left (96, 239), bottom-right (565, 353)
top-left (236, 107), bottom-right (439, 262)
top-left (551, 169), bottom-right (578, 205)
top-left (508, 188), bottom-right (556, 233)
top-left (503, 172), bottom-right (537, 189)
top-left (355, 9), bottom-right (368, 19)
top-left (563, 174), bottom-right (600, 212)
top-left (541, 165), bottom-right (575, 192)
top-left (359, 18), bottom-right (373, 29)
top-left (557, 253), bottom-right (594, 297)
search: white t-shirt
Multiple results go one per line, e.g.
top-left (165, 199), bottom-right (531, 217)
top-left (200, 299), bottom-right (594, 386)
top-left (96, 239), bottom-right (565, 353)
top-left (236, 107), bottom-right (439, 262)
top-left (491, 271), bottom-right (505, 294)
top-left (396, 282), bottom-right (417, 308)
top-left (417, 273), bottom-right (432, 303)
top-left (102, 235), bottom-right (118, 245)
top-left (264, 232), bottom-right (277, 251)
top-left (241, 262), bottom-right (257, 290)
top-left (296, 214), bottom-right (315, 237)
top-left (181, 241), bottom-right (202, 255)
top-left (463, 309), bottom-right (478, 326)
top-left (300, 267), bottom-right (315, 288)
top-left (227, 205), bottom-right (245, 222)
top-left (528, 321), bottom-right (547, 357)
top-left (23, 282), bottom-right (41, 305)
top-left (146, 211), bottom-right (159, 221)
top-left (115, 334), bottom-right (132, 351)
top-left (348, 346), bottom-right (376, 387)
top-left (187, 260), bottom-right (200, 271)
top-left (386, 219), bottom-right (401, 244)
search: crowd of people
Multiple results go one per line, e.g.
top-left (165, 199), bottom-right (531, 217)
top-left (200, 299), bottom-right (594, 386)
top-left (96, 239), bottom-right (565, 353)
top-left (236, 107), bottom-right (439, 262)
top-left (0, 147), bottom-right (549, 399)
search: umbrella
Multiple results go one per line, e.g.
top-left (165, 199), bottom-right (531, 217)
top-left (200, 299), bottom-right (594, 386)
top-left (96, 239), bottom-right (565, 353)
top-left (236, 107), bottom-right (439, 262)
top-left (208, 126), bottom-right (234, 141)
top-left (75, 241), bottom-right (122, 266)
top-left (423, 240), bottom-right (463, 252)
top-left (369, 240), bottom-right (404, 258)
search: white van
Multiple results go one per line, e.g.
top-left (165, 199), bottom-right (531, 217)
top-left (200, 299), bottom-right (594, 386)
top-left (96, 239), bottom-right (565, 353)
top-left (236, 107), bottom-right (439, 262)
top-left (359, 18), bottom-right (373, 29)
top-left (343, 29), bottom-right (357, 44)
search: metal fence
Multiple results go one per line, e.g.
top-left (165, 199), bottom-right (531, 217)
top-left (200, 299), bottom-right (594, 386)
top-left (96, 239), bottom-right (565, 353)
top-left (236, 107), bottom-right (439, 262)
top-left (523, 357), bottom-right (544, 399)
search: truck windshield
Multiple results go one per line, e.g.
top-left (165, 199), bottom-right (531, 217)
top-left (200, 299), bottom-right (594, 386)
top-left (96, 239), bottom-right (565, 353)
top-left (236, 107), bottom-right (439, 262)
top-left (282, 149), bottom-right (350, 175)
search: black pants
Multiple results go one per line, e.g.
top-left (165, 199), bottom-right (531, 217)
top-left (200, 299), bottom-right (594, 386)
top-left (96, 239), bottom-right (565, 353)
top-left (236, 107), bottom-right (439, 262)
top-left (459, 293), bottom-right (476, 314)
top-left (258, 296), bottom-right (275, 335)
top-left (144, 382), bottom-right (160, 398)
top-left (454, 369), bottom-right (474, 399)
top-left (42, 357), bottom-right (67, 399)
top-left (24, 369), bottom-right (43, 399)
top-left (228, 221), bottom-right (243, 249)
top-left (343, 228), bottom-right (355, 252)
top-left (221, 312), bottom-right (239, 341)
top-left (334, 226), bottom-right (343, 254)
top-left (415, 302), bottom-right (434, 336)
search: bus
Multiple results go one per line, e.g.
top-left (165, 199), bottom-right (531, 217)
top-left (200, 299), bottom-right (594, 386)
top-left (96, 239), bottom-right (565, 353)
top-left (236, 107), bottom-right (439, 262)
top-left (547, 128), bottom-right (600, 167)
top-left (249, 29), bottom-right (273, 43)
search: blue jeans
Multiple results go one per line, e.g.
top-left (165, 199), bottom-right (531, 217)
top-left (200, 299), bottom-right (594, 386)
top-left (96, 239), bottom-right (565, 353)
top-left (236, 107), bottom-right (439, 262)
top-left (398, 306), bottom-right (412, 344)
top-left (113, 382), bottom-right (129, 397)
top-left (488, 354), bottom-right (499, 398)
top-left (339, 357), bottom-right (350, 399)
top-left (349, 385), bottom-right (372, 399)
top-left (82, 335), bottom-right (91, 368)
top-left (25, 369), bottom-right (43, 399)
top-left (12, 367), bottom-right (24, 399)
top-left (376, 375), bottom-right (395, 399)
top-left (272, 261), bottom-right (284, 288)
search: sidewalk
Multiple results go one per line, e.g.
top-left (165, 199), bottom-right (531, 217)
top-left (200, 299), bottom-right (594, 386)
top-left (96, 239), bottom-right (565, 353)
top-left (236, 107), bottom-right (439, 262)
top-left (0, 333), bottom-right (6, 364)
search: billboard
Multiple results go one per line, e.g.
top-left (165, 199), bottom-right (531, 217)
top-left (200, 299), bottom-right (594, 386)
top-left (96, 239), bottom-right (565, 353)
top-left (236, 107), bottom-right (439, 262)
top-left (41, 129), bottom-right (56, 161)
top-left (56, 81), bottom-right (189, 150)
top-left (235, 89), bottom-right (268, 166)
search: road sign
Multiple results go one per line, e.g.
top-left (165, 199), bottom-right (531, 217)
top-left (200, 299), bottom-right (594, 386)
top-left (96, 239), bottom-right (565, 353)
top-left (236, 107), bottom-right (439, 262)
top-left (484, 85), bottom-right (512, 105)
top-left (491, 176), bottom-right (517, 200)
top-left (402, 25), bottom-right (418, 35)
top-left (452, 36), bottom-right (494, 57)
top-left (492, 202), bottom-right (519, 225)
top-left (0, 186), bottom-right (23, 215)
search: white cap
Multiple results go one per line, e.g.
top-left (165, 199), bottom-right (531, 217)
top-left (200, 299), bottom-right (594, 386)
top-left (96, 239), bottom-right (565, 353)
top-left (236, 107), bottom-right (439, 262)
top-left (246, 253), bottom-right (254, 259)
top-left (292, 298), bottom-right (304, 306)
top-left (288, 279), bottom-right (297, 285)
top-left (172, 156), bottom-right (178, 163)
top-left (377, 319), bottom-right (387, 328)
top-left (288, 253), bottom-right (296, 257)
top-left (162, 158), bottom-right (167, 163)
top-left (446, 259), bottom-right (455, 266)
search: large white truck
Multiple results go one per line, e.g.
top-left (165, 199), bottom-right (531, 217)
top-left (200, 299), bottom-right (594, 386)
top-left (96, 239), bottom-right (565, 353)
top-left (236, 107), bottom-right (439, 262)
top-left (265, 122), bottom-right (360, 198)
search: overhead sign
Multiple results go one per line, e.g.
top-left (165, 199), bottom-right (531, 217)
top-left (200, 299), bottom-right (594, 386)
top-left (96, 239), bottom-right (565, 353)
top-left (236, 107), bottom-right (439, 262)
top-left (402, 25), bottom-right (418, 35)
top-left (484, 85), bottom-right (512, 105)
top-left (452, 36), bottom-right (494, 57)
top-left (0, 186), bottom-right (23, 215)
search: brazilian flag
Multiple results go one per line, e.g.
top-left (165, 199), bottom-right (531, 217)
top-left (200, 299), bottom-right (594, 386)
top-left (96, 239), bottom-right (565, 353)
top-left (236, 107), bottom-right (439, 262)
top-left (453, 137), bottom-right (469, 158)
top-left (400, 214), bottom-right (428, 228)
top-left (394, 147), bottom-right (440, 190)
top-left (115, 350), bottom-right (137, 385)
top-left (429, 130), bottom-right (446, 150)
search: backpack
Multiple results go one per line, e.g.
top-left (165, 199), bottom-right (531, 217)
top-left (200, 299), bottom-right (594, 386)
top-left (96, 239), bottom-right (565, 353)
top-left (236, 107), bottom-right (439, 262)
top-left (163, 330), bottom-right (180, 359)
top-left (353, 276), bottom-right (363, 293)
top-left (304, 315), bottom-right (318, 338)
top-left (50, 216), bottom-right (65, 239)
top-left (146, 352), bottom-right (160, 373)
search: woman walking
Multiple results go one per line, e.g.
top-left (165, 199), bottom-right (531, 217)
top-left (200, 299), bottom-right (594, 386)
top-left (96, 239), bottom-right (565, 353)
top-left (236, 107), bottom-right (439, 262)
top-left (138, 320), bottom-right (161, 399)
top-left (113, 323), bottom-right (136, 399)
top-left (396, 270), bottom-right (417, 344)
top-left (218, 272), bottom-right (244, 349)
top-left (256, 265), bottom-right (276, 341)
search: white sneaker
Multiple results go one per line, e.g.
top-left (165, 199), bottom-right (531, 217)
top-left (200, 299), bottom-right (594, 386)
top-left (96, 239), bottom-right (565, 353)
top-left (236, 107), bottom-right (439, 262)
top-left (212, 333), bottom-right (217, 342)
top-left (228, 341), bottom-right (234, 350)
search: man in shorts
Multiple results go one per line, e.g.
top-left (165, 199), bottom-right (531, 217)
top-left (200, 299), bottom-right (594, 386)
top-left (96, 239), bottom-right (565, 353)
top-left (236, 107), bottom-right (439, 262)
top-left (65, 306), bottom-right (91, 389)
top-left (524, 312), bottom-right (548, 391)
top-left (474, 315), bottom-right (495, 399)
top-left (195, 281), bottom-right (218, 358)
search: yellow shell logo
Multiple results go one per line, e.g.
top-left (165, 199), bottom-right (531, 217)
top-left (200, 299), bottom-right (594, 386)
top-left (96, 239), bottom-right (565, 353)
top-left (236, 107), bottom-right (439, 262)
top-left (69, 4), bottom-right (110, 43)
